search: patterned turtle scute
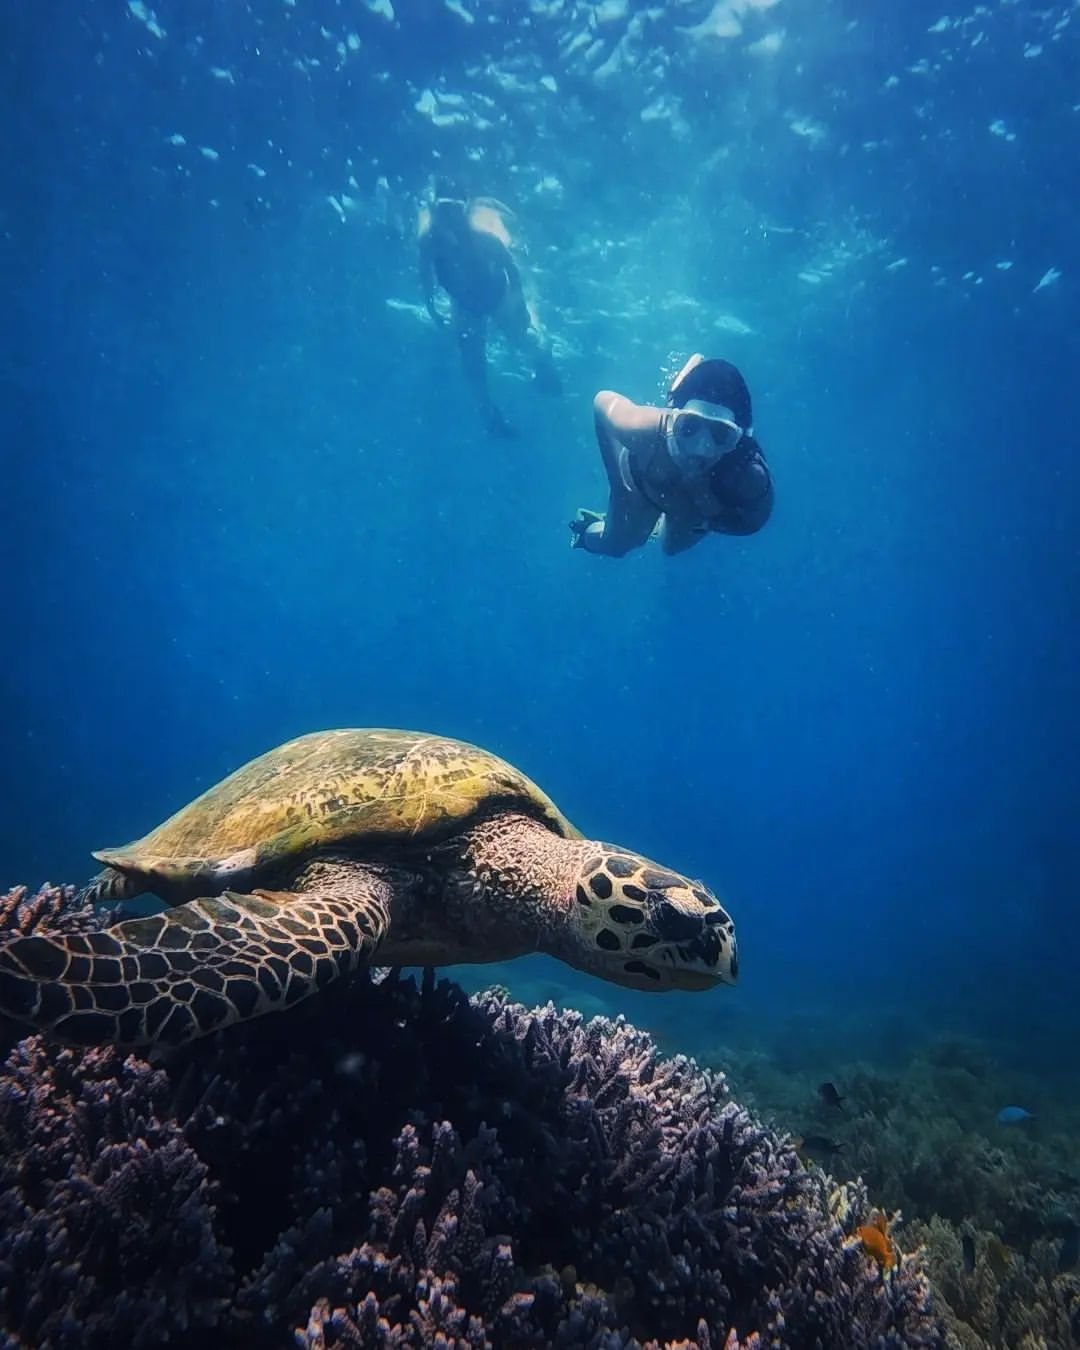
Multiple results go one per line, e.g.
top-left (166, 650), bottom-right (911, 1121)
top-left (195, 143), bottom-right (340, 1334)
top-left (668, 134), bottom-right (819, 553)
top-left (93, 729), bottom-right (578, 888)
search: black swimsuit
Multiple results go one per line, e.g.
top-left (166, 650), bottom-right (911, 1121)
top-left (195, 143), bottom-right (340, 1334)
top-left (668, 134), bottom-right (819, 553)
top-left (630, 417), bottom-right (773, 536)
top-left (432, 232), bottom-right (511, 317)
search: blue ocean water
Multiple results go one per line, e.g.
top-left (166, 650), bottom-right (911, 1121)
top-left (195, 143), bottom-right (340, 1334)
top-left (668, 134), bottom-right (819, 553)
top-left (4, 0), bottom-right (1077, 1093)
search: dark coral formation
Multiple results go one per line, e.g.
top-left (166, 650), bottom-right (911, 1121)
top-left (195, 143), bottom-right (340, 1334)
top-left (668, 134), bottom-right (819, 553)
top-left (905, 1216), bottom-right (1080, 1349)
top-left (720, 1039), bottom-right (1080, 1240)
top-left (0, 884), bottom-right (944, 1349)
top-left (0, 1039), bottom-right (229, 1348)
top-left (714, 1035), bottom-right (1080, 1348)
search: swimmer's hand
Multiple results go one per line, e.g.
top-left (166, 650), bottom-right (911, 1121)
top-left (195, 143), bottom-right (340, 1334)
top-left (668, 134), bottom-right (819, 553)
top-left (425, 299), bottom-right (448, 327)
top-left (569, 509), bottom-right (603, 549)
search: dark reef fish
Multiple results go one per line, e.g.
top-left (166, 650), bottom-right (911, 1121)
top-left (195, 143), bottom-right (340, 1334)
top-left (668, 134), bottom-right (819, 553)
top-left (961, 1231), bottom-right (976, 1274)
top-left (1058, 1221), bottom-right (1079, 1273)
top-left (794, 1133), bottom-right (845, 1162)
top-left (818, 1080), bottom-right (845, 1109)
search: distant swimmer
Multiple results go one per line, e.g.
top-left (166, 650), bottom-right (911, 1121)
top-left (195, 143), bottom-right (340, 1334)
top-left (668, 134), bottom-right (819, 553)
top-left (570, 354), bottom-right (773, 558)
top-left (417, 181), bottom-right (561, 438)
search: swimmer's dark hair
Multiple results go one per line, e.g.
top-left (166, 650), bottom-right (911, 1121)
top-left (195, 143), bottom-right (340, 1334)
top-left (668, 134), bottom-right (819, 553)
top-left (433, 176), bottom-right (466, 203)
top-left (668, 358), bottom-right (752, 430)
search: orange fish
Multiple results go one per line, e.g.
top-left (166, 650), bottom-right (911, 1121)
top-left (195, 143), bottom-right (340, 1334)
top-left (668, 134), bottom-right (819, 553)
top-left (856, 1210), bottom-right (896, 1272)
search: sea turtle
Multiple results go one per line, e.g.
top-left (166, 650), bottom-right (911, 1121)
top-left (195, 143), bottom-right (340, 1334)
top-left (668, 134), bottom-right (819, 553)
top-left (0, 729), bottom-right (736, 1048)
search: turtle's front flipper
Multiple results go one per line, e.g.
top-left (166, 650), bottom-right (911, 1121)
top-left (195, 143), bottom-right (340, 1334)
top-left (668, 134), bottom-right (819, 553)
top-left (0, 870), bottom-right (393, 1048)
top-left (78, 865), bottom-right (141, 906)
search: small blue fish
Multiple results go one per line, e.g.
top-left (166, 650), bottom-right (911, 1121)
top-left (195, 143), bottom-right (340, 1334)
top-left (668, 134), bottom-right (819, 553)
top-left (996, 1105), bottom-right (1034, 1125)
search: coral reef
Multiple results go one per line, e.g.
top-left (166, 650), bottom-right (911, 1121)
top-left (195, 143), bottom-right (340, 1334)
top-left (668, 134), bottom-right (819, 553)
top-left (0, 887), bottom-right (944, 1349)
top-left (712, 1036), bottom-right (1080, 1349)
top-left (0, 883), bottom-right (108, 1056)
top-left (905, 1216), bottom-right (1080, 1350)
top-left (0, 882), bottom-right (101, 939)
top-left (0, 1038), bottom-right (229, 1348)
top-left (718, 1036), bottom-right (1080, 1244)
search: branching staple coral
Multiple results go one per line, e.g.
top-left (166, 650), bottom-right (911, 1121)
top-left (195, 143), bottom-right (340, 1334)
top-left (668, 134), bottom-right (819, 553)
top-left (0, 1037), bottom-right (231, 1348)
top-left (0, 900), bottom-right (946, 1349)
top-left (0, 883), bottom-right (101, 938)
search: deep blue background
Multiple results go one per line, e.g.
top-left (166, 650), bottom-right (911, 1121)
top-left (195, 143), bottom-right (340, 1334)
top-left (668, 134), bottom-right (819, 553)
top-left (4, 0), bottom-right (1077, 1074)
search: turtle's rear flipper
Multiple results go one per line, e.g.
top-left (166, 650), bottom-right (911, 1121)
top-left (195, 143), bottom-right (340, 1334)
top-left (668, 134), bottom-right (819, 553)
top-left (0, 871), bottom-right (392, 1048)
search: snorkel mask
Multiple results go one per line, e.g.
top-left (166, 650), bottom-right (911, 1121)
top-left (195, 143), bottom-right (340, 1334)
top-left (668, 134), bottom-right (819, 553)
top-left (667, 399), bottom-right (745, 471)
top-left (665, 353), bottom-right (752, 472)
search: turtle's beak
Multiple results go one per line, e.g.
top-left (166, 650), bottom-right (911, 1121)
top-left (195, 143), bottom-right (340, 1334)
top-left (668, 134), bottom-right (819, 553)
top-left (652, 924), bottom-right (738, 990)
top-left (677, 971), bottom-right (726, 991)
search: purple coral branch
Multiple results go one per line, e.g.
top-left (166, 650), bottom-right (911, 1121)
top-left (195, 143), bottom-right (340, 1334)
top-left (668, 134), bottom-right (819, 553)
top-left (0, 893), bottom-right (943, 1349)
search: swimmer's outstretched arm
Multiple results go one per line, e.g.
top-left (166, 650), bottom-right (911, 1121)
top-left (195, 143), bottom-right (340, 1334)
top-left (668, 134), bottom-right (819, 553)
top-left (592, 392), bottom-right (663, 486)
top-left (594, 391), bottom-right (663, 443)
top-left (570, 393), bottom-right (663, 555)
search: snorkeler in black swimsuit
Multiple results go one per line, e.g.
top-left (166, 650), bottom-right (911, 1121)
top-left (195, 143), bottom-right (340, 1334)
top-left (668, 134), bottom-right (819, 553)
top-left (570, 355), bottom-right (773, 557)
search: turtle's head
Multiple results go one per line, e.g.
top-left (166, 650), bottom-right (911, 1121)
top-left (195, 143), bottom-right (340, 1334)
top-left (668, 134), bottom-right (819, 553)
top-left (558, 846), bottom-right (737, 992)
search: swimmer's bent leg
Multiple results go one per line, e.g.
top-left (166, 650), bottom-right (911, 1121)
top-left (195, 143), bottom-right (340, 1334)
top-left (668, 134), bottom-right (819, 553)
top-left (454, 312), bottom-right (512, 435)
